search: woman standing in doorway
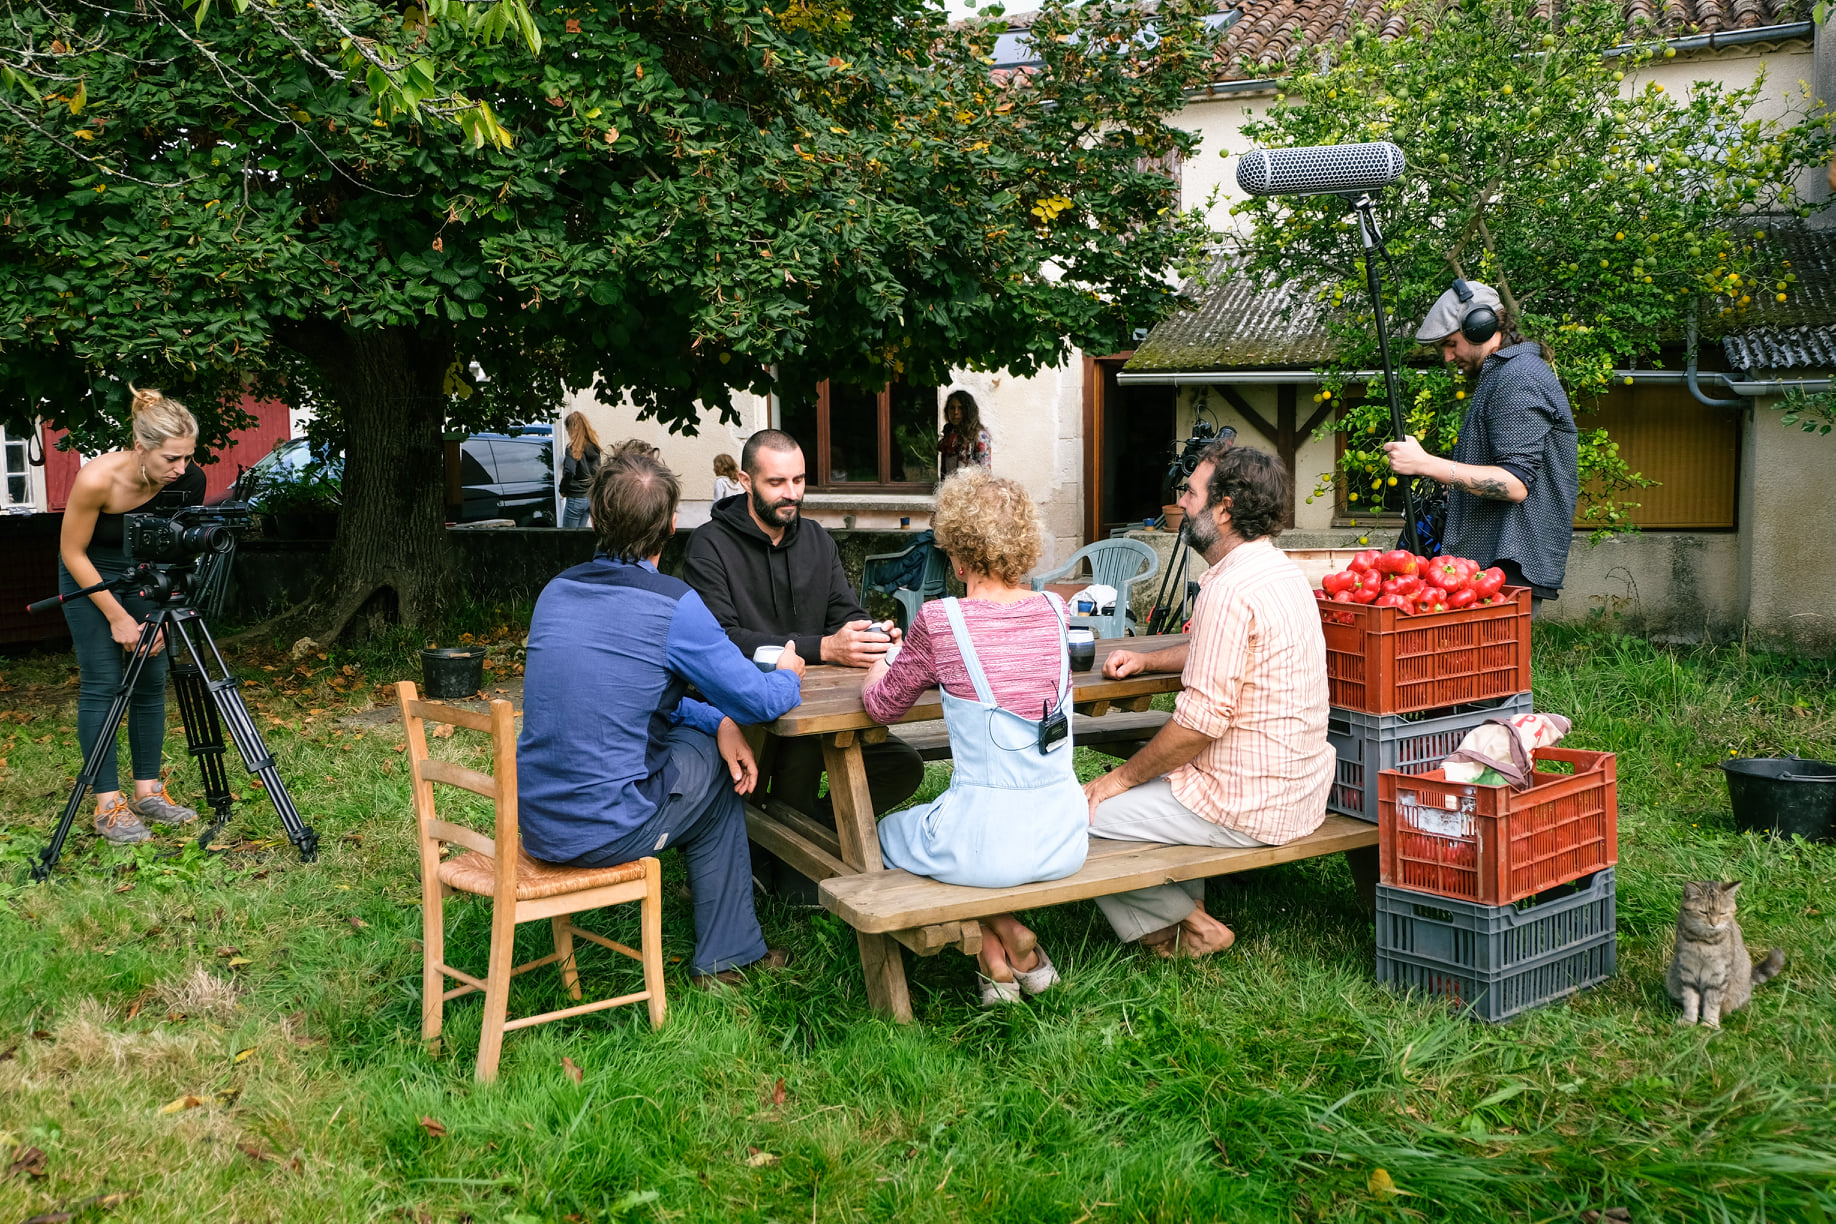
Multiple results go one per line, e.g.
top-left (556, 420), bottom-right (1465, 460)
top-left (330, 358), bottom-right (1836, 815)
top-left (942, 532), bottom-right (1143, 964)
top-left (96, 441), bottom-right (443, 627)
top-left (559, 412), bottom-right (602, 528)
top-left (938, 390), bottom-right (991, 478)
top-left (57, 386), bottom-right (203, 844)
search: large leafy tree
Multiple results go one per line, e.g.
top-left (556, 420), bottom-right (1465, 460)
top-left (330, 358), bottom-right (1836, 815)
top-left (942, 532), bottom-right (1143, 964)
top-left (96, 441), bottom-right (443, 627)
top-left (1223, 0), bottom-right (1834, 535)
top-left (2, 0), bottom-right (1219, 638)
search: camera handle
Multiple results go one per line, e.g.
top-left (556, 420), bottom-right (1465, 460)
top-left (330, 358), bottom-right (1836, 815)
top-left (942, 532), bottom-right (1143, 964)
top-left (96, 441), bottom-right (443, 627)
top-left (27, 598), bottom-right (318, 882)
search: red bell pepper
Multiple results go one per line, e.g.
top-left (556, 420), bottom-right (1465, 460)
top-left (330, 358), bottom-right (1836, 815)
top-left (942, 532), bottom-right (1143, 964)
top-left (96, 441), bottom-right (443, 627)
top-left (1350, 549), bottom-right (1382, 572)
top-left (1447, 588), bottom-right (1478, 610)
top-left (1376, 549), bottom-right (1419, 576)
top-left (1322, 570), bottom-right (1355, 597)
top-left (1473, 566), bottom-right (1507, 598)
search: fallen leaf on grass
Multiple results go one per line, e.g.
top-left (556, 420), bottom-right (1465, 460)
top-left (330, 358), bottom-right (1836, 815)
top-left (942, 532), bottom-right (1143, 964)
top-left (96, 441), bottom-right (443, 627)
top-left (0, 1044), bottom-right (17, 1061)
top-left (214, 1087), bottom-right (241, 1106)
top-left (158, 1095), bottom-right (204, 1115)
top-left (1368, 1168), bottom-right (1398, 1200)
top-left (215, 946), bottom-right (240, 958)
top-left (8, 1145), bottom-right (47, 1177)
top-left (233, 1048), bottom-right (256, 1064)
top-left (226, 957), bottom-right (253, 968)
top-left (342, 833), bottom-right (364, 847)
top-left (419, 1116), bottom-right (447, 1138)
top-left (744, 1147), bottom-right (779, 1168)
top-left (430, 723), bottom-right (455, 739)
top-left (20, 1211), bottom-right (72, 1224)
top-left (771, 1077), bottom-right (786, 1107)
top-left (1580, 1211), bottom-right (1632, 1224)
top-left (561, 1056), bottom-right (582, 1084)
top-left (346, 916), bottom-right (368, 929)
top-left (113, 881), bottom-right (135, 894)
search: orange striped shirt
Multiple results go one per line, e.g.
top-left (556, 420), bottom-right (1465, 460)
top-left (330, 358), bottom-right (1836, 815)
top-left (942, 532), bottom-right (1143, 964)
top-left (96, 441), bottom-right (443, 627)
top-left (1166, 537), bottom-right (1335, 845)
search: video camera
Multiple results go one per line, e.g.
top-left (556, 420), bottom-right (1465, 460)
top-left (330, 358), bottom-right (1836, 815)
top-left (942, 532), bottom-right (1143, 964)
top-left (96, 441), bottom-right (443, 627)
top-left (124, 501), bottom-right (252, 565)
top-left (1165, 420), bottom-right (1237, 498)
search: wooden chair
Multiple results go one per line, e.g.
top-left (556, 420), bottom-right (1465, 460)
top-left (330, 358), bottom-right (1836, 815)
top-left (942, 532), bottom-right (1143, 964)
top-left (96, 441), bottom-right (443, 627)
top-left (398, 681), bottom-right (665, 1083)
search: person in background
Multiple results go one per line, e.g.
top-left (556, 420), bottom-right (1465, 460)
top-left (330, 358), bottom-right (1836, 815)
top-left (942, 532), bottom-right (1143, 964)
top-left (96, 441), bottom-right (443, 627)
top-left (713, 453), bottom-right (744, 503)
top-left (1082, 445), bottom-right (1335, 959)
top-left (57, 386), bottom-right (203, 844)
top-left (683, 429), bottom-right (925, 896)
top-left (518, 448), bottom-right (807, 987)
top-left (938, 390), bottom-right (991, 478)
top-left (1382, 279), bottom-right (1579, 611)
top-left (559, 411), bottom-right (601, 529)
top-left (863, 468), bottom-right (1084, 1006)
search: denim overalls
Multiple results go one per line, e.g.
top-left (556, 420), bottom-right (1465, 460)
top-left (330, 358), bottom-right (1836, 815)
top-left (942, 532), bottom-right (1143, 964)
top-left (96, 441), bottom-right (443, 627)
top-left (877, 596), bottom-right (1089, 888)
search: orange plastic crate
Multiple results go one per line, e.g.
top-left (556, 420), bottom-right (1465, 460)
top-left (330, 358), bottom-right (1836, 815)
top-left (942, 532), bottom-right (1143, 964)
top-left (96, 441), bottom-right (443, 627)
top-left (1318, 587), bottom-right (1532, 715)
top-left (1377, 748), bottom-right (1618, 906)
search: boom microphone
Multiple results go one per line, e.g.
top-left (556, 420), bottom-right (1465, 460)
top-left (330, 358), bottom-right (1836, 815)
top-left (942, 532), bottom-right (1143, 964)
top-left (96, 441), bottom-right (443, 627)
top-left (1235, 142), bottom-right (1406, 197)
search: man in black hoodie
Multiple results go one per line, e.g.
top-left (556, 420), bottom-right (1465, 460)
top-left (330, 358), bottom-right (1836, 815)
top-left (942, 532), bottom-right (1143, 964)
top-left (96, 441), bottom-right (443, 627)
top-left (684, 430), bottom-right (926, 866)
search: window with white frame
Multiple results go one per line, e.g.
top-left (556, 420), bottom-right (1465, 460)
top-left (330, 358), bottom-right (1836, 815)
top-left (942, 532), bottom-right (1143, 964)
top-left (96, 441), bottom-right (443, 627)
top-left (1, 427), bottom-right (31, 509)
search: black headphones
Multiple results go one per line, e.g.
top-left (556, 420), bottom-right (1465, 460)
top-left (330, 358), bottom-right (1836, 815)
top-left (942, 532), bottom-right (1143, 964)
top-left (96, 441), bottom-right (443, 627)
top-left (1451, 277), bottom-right (1500, 345)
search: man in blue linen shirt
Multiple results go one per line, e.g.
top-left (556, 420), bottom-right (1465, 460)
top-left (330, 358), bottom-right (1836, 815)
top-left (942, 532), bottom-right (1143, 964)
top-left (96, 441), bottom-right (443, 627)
top-left (518, 448), bottom-right (806, 985)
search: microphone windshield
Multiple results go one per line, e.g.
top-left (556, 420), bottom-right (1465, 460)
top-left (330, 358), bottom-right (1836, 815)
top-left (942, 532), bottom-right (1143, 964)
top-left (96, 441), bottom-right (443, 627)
top-left (1235, 142), bottom-right (1406, 197)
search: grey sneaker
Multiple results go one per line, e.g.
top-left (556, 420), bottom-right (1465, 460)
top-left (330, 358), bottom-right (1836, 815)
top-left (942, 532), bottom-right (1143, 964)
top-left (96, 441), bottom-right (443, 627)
top-left (130, 783), bottom-right (198, 826)
top-left (95, 795), bottom-right (153, 845)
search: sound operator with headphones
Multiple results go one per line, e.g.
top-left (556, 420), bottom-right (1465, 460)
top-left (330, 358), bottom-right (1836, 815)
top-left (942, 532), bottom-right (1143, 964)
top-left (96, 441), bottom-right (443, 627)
top-left (1381, 279), bottom-right (1579, 612)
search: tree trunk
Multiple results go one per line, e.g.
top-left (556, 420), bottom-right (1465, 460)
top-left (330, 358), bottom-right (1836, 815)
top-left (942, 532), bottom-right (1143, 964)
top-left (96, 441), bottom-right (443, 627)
top-left (269, 322), bottom-right (458, 643)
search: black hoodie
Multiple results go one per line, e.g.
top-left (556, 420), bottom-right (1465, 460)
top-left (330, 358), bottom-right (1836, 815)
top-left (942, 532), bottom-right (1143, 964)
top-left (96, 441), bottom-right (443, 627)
top-left (682, 494), bottom-right (869, 663)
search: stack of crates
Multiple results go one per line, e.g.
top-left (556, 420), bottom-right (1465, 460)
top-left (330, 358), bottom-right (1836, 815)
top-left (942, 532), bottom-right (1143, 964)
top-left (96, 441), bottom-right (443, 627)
top-left (1322, 586), bottom-right (1536, 826)
top-left (1374, 746), bottom-right (1621, 1021)
top-left (1314, 586), bottom-right (1619, 1020)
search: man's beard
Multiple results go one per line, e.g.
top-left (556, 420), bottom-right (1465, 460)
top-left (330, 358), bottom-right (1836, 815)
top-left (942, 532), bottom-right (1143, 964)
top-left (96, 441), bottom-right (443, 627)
top-left (1185, 507), bottom-right (1220, 556)
top-left (751, 488), bottom-right (800, 527)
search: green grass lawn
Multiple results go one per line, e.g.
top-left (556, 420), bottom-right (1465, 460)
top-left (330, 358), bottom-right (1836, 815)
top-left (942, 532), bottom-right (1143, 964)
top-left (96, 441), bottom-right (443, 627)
top-left (1, 620), bottom-right (1833, 1223)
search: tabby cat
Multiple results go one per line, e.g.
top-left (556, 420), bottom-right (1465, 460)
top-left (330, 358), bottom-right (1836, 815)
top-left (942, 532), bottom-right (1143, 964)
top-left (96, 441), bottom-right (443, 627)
top-left (1666, 881), bottom-right (1785, 1028)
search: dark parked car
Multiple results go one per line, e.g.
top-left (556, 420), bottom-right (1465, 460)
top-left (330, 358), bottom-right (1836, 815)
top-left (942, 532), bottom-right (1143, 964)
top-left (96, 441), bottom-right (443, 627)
top-left (454, 431), bottom-right (556, 527)
top-left (234, 426), bottom-right (558, 529)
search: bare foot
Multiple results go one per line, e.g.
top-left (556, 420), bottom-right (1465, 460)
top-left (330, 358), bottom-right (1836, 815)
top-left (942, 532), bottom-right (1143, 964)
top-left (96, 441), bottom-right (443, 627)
top-left (1154, 909), bottom-right (1236, 959)
top-left (984, 913), bottom-right (1037, 959)
top-left (977, 936), bottom-right (1015, 984)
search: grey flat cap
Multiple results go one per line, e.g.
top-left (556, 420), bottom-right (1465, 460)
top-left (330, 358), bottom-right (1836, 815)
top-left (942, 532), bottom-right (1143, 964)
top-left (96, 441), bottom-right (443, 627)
top-left (1415, 280), bottom-right (1502, 343)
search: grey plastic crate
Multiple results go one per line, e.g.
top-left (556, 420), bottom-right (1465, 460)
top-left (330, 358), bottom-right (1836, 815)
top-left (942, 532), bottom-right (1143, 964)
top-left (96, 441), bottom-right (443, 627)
top-left (1328, 691), bottom-right (1534, 823)
top-left (1375, 868), bottom-right (1616, 1022)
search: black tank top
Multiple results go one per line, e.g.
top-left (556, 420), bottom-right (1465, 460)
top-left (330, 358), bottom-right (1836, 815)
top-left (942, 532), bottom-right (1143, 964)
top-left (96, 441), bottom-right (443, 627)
top-left (90, 462), bottom-right (208, 548)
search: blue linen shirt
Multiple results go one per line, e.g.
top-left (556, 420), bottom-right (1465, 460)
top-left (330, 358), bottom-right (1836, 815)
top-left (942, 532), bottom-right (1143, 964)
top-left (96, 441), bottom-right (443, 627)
top-left (516, 556), bottom-right (802, 863)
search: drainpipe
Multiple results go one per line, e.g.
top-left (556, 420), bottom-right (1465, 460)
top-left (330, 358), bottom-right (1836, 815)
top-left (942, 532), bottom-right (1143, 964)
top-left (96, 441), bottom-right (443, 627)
top-left (1686, 300), bottom-right (1749, 408)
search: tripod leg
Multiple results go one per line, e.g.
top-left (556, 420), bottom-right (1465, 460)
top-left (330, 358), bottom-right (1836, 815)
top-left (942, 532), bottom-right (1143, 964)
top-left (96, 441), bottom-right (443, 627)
top-left (167, 615), bottom-right (319, 864)
top-left (169, 661), bottom-right (236, 852)
top-left (33, 618), bottom-right (164, 881)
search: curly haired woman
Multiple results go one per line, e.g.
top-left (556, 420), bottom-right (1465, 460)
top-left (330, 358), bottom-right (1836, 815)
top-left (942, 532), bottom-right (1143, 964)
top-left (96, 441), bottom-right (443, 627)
top-left (862, 467), bottom-right (1085, 1006)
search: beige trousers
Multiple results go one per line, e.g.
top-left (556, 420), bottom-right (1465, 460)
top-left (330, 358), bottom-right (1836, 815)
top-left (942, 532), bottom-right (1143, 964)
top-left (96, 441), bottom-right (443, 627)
top-left (1089, 778), bottom-right (1265, 943)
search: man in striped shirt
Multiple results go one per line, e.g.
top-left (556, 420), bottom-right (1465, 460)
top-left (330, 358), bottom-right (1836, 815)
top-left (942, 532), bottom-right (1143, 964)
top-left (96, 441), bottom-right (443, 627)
top-left (1083, 445), bottom-right (1335, 958)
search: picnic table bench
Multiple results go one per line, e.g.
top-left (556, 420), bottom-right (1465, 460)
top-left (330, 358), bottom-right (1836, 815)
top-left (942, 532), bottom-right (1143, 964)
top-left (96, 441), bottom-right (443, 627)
top-left (745, 633), bottom-right (1377, 1020)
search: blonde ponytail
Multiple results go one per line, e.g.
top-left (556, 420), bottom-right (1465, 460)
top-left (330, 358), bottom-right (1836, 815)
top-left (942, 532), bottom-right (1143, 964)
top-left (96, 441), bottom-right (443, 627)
top-left (128, 385), bottom-right (199, 450)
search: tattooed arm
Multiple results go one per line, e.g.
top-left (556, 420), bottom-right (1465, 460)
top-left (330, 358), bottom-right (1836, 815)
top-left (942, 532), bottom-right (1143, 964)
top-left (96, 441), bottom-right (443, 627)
top-left (1383, 437), bottom-right (1528, 503)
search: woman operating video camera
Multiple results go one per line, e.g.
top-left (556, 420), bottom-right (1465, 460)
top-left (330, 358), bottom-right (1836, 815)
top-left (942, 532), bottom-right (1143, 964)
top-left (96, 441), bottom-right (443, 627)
top-left (57, 386), bottom-right (203, 845)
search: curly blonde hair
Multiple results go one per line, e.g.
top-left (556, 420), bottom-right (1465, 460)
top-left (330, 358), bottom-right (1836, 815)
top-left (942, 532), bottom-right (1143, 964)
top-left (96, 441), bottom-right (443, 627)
top-left (930, 466), bottom-right (1041, 587)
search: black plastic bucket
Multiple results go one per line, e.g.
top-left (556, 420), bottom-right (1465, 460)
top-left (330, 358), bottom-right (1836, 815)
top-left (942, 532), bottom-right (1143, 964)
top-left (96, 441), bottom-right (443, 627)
top-left (1720, 757), bottom-right (1836, 843)
top-left (420, 647), bottom-right (486, 700)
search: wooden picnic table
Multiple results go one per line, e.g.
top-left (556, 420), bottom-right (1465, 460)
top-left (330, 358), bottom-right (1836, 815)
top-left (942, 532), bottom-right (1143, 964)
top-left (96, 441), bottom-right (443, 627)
top-left (743, 632), bottom-right (1377, 1021)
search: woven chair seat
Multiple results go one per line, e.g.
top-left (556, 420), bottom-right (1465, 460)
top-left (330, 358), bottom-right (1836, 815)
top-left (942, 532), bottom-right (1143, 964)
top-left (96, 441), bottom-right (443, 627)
top-left (438, 848), bottom-right (648, 901)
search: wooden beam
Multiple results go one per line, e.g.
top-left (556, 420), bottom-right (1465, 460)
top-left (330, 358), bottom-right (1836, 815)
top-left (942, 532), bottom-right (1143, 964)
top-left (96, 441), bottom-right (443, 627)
top-left (1214, 385), bottom-right (1278, 445)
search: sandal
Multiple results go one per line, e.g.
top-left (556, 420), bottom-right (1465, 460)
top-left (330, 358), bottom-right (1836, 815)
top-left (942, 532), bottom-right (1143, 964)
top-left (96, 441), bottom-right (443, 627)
top-left (978, 974), bottom-right (1023, 1007)
top-left (1011, 947), bottom-right (1061, 996)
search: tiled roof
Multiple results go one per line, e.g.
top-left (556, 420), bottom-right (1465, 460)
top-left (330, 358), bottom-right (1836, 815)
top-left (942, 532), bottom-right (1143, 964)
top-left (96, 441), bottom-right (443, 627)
top-left (1125, 253), bottom-right (1335, 371)
top-left (1131, 228), bottom-right (1836, 375)
top-left (995, 0), bottom-right (1810, 81)
top-left (1720, 226), bottom-right (1836, 372)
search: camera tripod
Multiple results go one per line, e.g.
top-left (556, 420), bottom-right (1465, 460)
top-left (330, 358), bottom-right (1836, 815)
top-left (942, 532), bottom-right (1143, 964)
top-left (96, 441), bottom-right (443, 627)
top-left (26, 567), bottom-right (318, 881)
